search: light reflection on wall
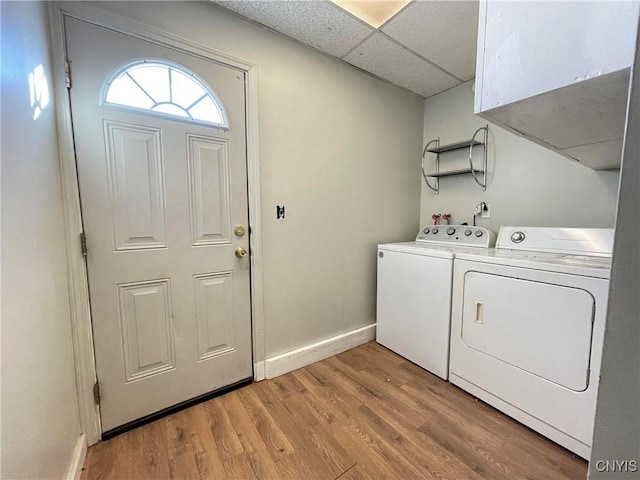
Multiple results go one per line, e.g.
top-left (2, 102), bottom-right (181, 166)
top-left (29, 64), bottom-right (50, 120)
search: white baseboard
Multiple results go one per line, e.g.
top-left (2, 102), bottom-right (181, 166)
top-left (67, 433), bottom-right (87, 480)
top-left (265, 323), bottom-right (376, 379)
top-left (253, 361), bottom-right (266, 381)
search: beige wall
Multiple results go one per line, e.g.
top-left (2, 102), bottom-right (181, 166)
top-left (420, 81), bottom-right (620, 231)
top-left (90, 1), bottom-right (424, 357)
top-left (1, 2), bottom-right (82, 477)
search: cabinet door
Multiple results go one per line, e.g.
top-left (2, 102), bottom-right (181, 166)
top-left (474, 1), bottom-right (639, 168)
top-left (476, 1), bottom-right (637, 112)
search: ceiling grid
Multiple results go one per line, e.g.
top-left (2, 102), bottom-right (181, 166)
top-left (213, 0), bottom-right (479, 98)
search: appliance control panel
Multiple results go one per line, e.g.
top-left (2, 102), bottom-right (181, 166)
top-left (497, 226), bottom-right (614, 255)
top-left (415, 225), bottom-right (496, 248)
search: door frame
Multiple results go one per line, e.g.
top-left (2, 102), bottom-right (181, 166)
top-left (47, 1), bottom-right (266, 446)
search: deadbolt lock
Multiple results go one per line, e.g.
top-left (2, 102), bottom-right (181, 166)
top-left (234, 225), bottom-right (246, 237)
top-left (235, 247), bottom-right (248, 258)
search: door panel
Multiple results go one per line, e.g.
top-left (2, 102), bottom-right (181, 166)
top-left (187, 134), bottom-right (231, 245)
top-left (194, 272), bottom-right (236, 360)
top-left (65, 17), bottom-right (252, 432)
top-left (118, 279), bottom-right (175, 382)
top-left (104, 121), bottom-right (167, 250)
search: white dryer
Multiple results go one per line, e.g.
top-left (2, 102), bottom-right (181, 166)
top-left (449, 226), bottom-right (614, 459)
top-left (377, 225), bottom-right (495, 380)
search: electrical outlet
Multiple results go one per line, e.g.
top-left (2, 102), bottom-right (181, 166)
top-left (481, 203), bottom-right (491, 219)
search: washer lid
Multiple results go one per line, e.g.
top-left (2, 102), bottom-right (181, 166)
top-left (378, 242), bottom-right (485, 260)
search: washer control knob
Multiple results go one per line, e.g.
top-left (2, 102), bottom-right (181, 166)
top-left (464, 229), bottom-right (472, 236)
top-left (511, 231), bottom-right (526, 243)
top-left (475, 230), bottom-right (484, 237)
top-left (432, 228), bottom-right (439, 234)
top-left (446, 227), bottom-right (456, 235)
top-left (423, 228), bottom-right (430, 234)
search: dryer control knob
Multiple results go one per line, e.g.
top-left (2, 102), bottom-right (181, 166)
top-left (475, 230), bottom-right (484, 237)
top-left (511, 231), bottom-right (526, 243)
top-left (423, 228), bottom-right (430, 234)
top-left (447, 227), bottom-right (456, 235)
top-left (432, 228), bottom-right (439, 234)
top-left (464, 229), bottom-right (472, 236)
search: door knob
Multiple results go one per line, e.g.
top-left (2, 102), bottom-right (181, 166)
top-left (235, 247), bottom-right (247, 258)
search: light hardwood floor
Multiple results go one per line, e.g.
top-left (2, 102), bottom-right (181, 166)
top-left (81, 342), bottom-right (587, 479)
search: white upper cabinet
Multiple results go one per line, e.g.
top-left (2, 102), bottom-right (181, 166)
top-left (474, 1), bottom-right (639, 169)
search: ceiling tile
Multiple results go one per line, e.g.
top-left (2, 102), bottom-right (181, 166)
top-left (213, 1), bottom-right (374, 58)
top-left (382, 0), bottom-right (479, 81)
top-left (343, 33), bottom-right (460, 97)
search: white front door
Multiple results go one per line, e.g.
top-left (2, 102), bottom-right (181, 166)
top-left (65, 17), bottom-right (253, 433)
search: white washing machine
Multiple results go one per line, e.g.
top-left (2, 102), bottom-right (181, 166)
top-left (377, 225), bottom-right (496, 379)
top-left (449, 226), bottom-right (614, 459)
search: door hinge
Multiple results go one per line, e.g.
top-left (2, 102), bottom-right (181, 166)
top-left (93, 381), bottom-right (100, 405)
top-left (65, 61), bottom-right (72, 89)
top-left (80, 231), bottom-right (87, 257)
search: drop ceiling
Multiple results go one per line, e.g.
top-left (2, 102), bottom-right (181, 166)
top-left (211, 0), bottom-right (479, 98)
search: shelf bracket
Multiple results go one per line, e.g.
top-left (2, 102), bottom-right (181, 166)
top-left (421, 138), bottom-right (440, 194)
top-left (469, 125), bottom-right (488, 191)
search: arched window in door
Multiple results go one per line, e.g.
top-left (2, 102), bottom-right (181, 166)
top-left (102, 60), bottom-right (228, 128)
